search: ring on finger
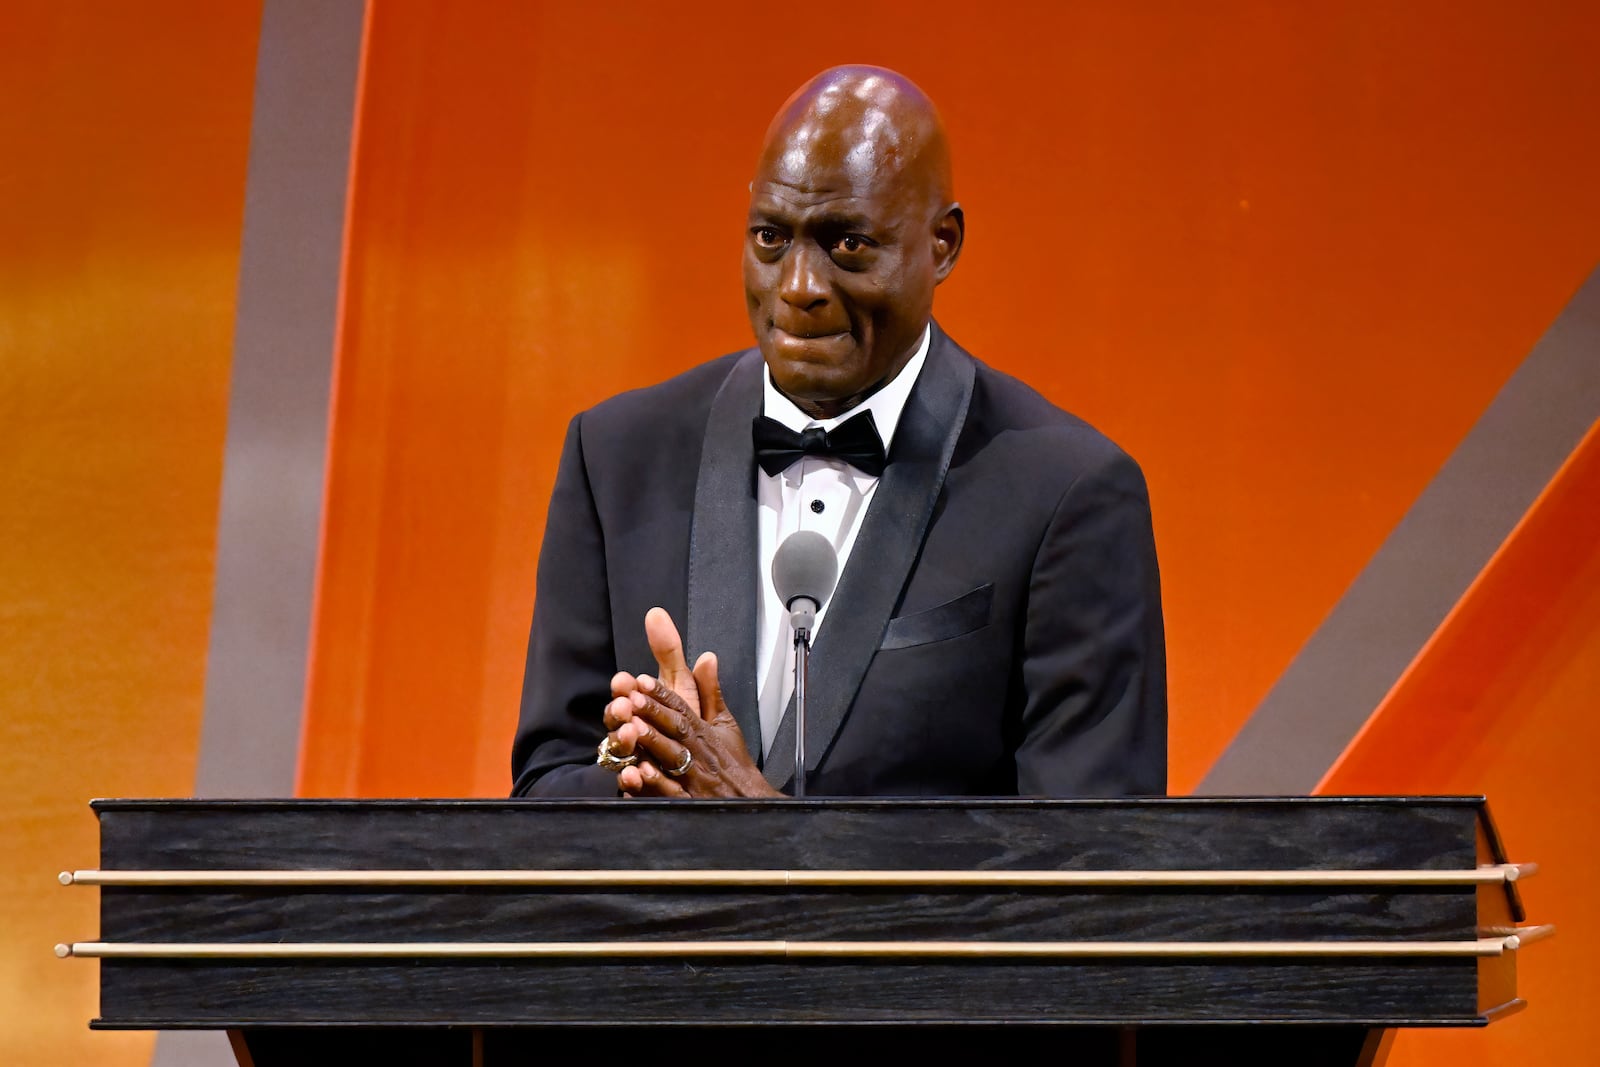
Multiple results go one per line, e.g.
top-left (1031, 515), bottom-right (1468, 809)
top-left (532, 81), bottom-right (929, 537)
top-left (596, 736), bottom-right (639, 772)
top-left (664, 748), bottom-right (693, 778)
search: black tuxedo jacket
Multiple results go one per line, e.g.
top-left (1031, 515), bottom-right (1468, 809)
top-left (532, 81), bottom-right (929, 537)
top-left (511, 324), bottom-right (1166, 797)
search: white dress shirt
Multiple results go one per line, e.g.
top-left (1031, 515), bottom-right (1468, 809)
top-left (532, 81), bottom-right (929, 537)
top-left (755, 324), bottom-right (931, 756)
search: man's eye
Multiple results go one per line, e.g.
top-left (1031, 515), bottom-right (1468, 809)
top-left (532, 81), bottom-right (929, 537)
top-left (836, 235), bottom-right (866, 253)
top-left (753, 227), bottom-right (784, 246)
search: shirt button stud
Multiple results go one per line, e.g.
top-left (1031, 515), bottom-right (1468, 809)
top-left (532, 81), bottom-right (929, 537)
top-left (810, 499), bottom-right (825, 514)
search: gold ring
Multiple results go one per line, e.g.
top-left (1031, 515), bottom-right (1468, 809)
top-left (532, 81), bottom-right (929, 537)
top-left (596, 736), bottom-right (639, 772)
top-left (664, 748), bottom-right (693, 778)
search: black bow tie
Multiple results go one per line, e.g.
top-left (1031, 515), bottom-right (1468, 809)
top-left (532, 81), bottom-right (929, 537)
top-left (752, 410), bottom-right (887, 477)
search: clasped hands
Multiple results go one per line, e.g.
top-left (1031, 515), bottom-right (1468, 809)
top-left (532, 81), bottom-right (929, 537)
top-left (601, 607), bottom-right (781, 798)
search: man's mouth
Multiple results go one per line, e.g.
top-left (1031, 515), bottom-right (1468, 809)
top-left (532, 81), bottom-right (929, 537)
top-left (772, 323), bottom-right (849, 341)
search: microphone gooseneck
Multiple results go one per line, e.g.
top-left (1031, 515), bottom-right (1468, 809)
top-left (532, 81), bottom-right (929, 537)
top-left (770, 530), bottom-right (840, 799)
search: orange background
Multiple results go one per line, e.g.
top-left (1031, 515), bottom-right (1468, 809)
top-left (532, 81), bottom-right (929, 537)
top-left (4, 2), bottom-right (1597, 1065)
top-left (305, 1), bottom-right (1600, 800)
top-left (0, 3), bottom-right (262, 1064)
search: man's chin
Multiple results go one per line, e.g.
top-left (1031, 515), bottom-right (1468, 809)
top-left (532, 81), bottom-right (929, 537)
top-left (763, 359), bottom-right (861, 410)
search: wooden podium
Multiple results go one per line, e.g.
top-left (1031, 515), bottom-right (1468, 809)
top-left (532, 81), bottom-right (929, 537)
top-left (59, 797), bottom-right (1548, 1065)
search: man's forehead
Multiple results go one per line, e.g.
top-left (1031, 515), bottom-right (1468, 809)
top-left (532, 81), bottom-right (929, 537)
top-left (747, 183), bottom-right (879, 227)
top-left (773, 120), bottom-right (896, 176)
top-left (752, 130), bottom-right (911, 208)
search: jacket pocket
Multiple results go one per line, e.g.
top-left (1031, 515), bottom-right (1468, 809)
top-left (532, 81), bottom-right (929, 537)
top-left (879, 583), bottom-right (995, 650)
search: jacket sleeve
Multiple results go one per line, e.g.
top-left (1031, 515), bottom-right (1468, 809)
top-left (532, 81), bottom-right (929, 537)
top-left (510, 413), bottom-right (621, 797)
top-left (1014, 447), bottom-right (1167, 796)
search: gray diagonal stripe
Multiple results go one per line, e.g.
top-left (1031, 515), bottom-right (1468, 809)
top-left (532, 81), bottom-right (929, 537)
top-left (156, 3), bottom-right (365, 1065)
top-left (1199, 262), bottom-right (1600, 794)
top-left (194, 0), bottom-right (365, 798)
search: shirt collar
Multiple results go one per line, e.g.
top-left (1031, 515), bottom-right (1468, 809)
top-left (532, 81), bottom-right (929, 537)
top-left (761, 323), bottom-right (931, 449)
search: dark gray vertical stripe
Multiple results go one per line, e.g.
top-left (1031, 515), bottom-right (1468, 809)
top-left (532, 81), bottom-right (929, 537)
top-left (158, 2), bottom-right (365, 1064)
top-left (1200, 263), bottom-right (1600, 794)
top-left (194, 0), bottom-right (365, 797)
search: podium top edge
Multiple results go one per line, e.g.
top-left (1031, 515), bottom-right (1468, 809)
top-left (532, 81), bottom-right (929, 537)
top-left (88, 796), bottom-right (1491, 812)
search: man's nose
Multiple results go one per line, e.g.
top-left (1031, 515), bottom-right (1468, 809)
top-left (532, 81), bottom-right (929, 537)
top-left (779, 243), bottom-right (829, 309)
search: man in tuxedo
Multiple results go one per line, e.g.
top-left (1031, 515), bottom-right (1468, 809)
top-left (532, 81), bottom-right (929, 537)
top-left (511, 66), bottom-right (1165, 799)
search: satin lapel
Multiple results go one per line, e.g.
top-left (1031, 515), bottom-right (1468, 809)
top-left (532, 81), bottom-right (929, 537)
top-left (685, 350), bottom-right (765, 759)
top-left (762, 325), bottom-right (976, 790)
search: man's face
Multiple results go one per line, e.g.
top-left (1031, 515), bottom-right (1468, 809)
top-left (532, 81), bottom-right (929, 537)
top-left (743, 135), bottom-right (940, 417)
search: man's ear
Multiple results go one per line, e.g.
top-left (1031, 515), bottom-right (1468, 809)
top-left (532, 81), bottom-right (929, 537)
top-left (932, 204), bottom-right (964, 283)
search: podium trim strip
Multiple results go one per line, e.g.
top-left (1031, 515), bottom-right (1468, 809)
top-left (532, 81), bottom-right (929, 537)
top-left (58, 933), bottom-right (1552, 960)
top-left (58, 864), bottom-right (1534, 888)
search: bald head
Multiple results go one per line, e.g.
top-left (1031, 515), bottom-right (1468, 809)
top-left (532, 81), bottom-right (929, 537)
top-left (756, 66), bottom-right (954, 213)
top-left (744, 66), bottom-right (964, 420)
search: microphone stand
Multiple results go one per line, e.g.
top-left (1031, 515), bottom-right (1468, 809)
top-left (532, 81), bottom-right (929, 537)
top-left (791, 603), bottom-right (816, 798)
top-left (772, 530), bottom-right (835, 798)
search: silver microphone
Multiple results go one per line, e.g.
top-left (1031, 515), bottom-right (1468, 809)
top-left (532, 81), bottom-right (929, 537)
top-left (771, 530), bottom-right (840, 797)
top-left (772, 529), bottom-right (840, 637)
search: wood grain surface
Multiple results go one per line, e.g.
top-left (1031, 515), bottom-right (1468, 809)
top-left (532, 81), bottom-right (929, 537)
top-left (79, 798), bottom-right (1518, 1028)
top-left (98, 957), bottom-right (1480, 1025)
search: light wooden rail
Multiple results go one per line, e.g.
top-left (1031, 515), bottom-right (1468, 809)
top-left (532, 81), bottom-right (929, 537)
top-left (56, 928), bottom-right (1555, 961)
top-left (58, 863), bottom-right (1537, 888)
